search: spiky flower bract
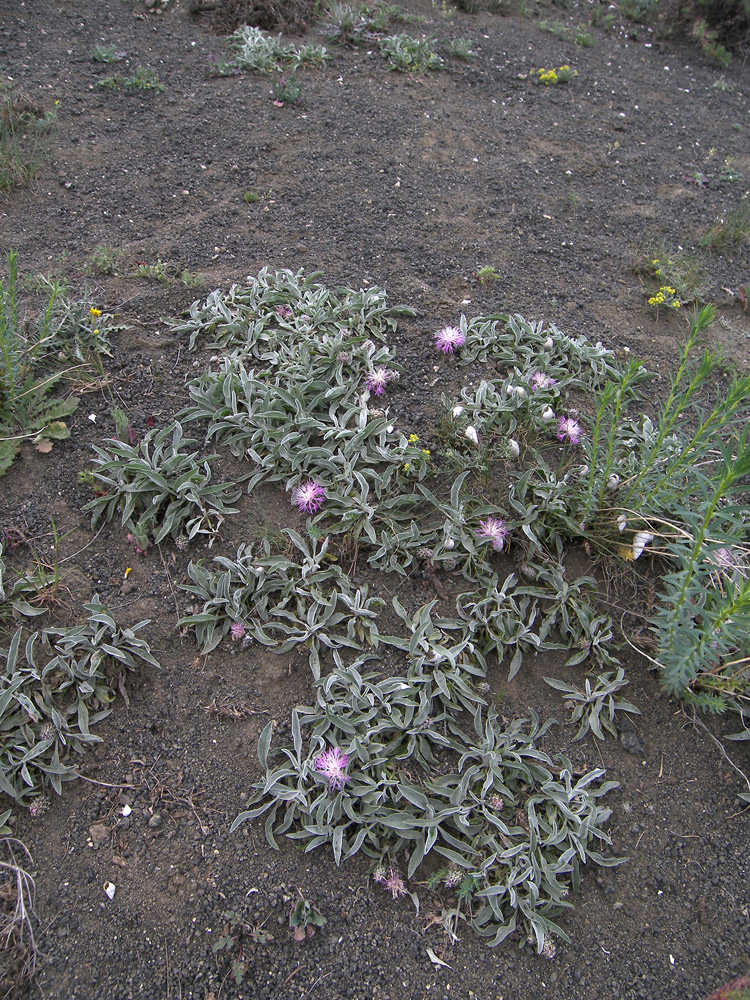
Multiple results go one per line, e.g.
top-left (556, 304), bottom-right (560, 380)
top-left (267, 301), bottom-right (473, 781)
top-left (314, 746), bottom-right (350, 791)
top-left (476, 516), bottom-right (509, 551)
top-left (292, 479), bottom-right (326, 513)
top-left (365, 367), bottom-right (397, 396)
top-left (556, 415), bottom-right (583, 445)
top-left (434, 325), bottom-right (466, 354)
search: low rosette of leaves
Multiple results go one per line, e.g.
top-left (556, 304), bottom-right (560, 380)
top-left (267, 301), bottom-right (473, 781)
top-left (179, 531), bottom-right (382, 676)
top-left (543, 668), bottom-right (641, 741)
top-left (232, 638), bottom-right (623, 953)
top-left (0, 596), bottom-right (158, 810)
top-left (85, 420), bottom-right (240, 549)
top-left (289, 898), bottom-right (326, 941)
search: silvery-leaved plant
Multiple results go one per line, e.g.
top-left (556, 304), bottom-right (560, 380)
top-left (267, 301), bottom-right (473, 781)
top-left (0, 597), bottom-right (158, 811)
top-left (85, 420), bottom-right (240, 548)
top-left (459, 313), bottom-right (618, 389)
top-left (543, 668), bottom-right (641, 740)
top-left (173, 268), bottom-right (412, 353)
top-left (179, 531), bottom-right (382, 678)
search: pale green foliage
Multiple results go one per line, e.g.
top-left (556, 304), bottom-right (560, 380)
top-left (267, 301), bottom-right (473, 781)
top-left (0, 598), bottom-right (158, 809)
top-left (229, 26), bottom-right (328, 73)
top-left (85, 420), bottom-right (241, 549)
top-left (179, 531), bottom-right (383, 676)
top-left (379, 34), bottom-right (444, 72)
top-left (544, 669), bottom-right (641, 740)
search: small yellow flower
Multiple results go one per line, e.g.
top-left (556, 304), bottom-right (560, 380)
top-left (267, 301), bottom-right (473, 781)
top-left (408, 434), bottom-right (419, 444)
top-left (90, 307), bottom-right (102, 317)
top-left (422, 449), bottom-right (431, 457)
top-left (93, 328), bottom-right (100, 336)
top-left (403, 462), bottom-right (410, 471)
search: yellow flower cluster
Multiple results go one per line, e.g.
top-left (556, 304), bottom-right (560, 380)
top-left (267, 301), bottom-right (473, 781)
top-left (648, 286), bottom-right (681, 310)
top-left (532, 65), bottom-right (577, 86)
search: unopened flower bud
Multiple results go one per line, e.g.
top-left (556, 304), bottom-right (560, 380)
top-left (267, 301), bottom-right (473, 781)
top-left (445, 538), bottom-right (455, 550)
top-left (452, 405), bottom-right (464, 418)
top-left (617, 513), bottom-right (627, 533)
top-left (607, 474), bottom-right (620, 491)
top-left (511, 386), bottom-right (527, 400)
top-left (465, 425), bottom-right (479, 445)
top-left (508, 439), bottom-right (520, 459)
top-left (386, 424), bottom-right (394, 433)
top-left (543, 336), bottom-right (554, 350)
top-left (542, 406), bottom-right (555, 423)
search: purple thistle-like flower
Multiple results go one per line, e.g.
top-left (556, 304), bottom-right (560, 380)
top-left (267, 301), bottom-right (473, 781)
top-left (384, 868), bottom-right (407, 899)
top-left (292, 479), bottom-right (326, 513)
top-left (374, 865), bottom-right (407, 899)
top-left (530, 371), bottom-right (557, 392)
top-left (315, 746), bottom-right (350, 791)
top-left (230, 621), bottom-right (246, 642)
top-left (365, 366), bottom-right (397, 396)
top-left (556, 415), bottom-right (584, 445)
top-left (29, 797), bottom-right (49, 819)
top-left (434, 326), bottom-right (466, 354)
top-left (476, 516), bottom-right (509, 552)
top-left (276, 304), bottom-right (293, 320)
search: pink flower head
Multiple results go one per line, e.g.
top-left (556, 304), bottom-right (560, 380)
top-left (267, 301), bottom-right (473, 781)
top-left (374, 865), bottom-right (407, 899)
top-left (276, 304), bottom-right (293, 320)
top-left (315, 746), bottom-right (350, 791)
top-left (365, 367), bottom-right (397, 396)
top-left (530, 371), bottom-right (557, 392)
top-left (434, 326), bottom-right (466, 354)
top-left (292, 479), bottom-right (326, 513)
top-left (556, 415), bottom-right (584, 445)
top-left (230, 622), bottom-right (246, 642)
top-left (476, 516), bottom-right (509, 552)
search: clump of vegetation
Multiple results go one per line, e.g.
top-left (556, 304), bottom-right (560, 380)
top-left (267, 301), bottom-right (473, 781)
top-left (321, 1), bottom-right (414, 44)
top-left (228, 25), bottom-right (328, 73)
top-left (0, 596), bottom-right (159, 811)
top-left (289, 898), bottom-right (326, 941)
top-left (1, 252), bottom-right (123, 477)
top-left (539, 19), bottom-right (594, 45)
top-left (85, 421), bottom-right (241, 551)
top-left (544, 669), bottom-right (641, 740)
top-left (530, 64), bottom-right (578, 85)
top-left (90, 45), bottom-right (126, 63)
top-left (0, 85), bottom-right (57, 192)
top-left (97, 67), bottom-right (165, 92)
top-left (212, 908), bottom-right (273, 986)
top-left (273, 74), bottom-right (303, 104)
top-left (379, 34), bottom-right (444, 72)
top-left (701, 197), bottom-right (750, 250)
top-left (445, 37), bottom-right (478, 61)
top-left (632, 245), bottom-right (709, 308)
top-left (0, 837), bottom-right (38, 997)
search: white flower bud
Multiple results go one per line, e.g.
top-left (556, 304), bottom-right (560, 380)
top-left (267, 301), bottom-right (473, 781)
top-left (511, 386), bottom-right (527, 400)
top-left (543, 336), bottom-right (554, 350)
top-left (606, 474), bottom-right (620, 491)
top-left (386, 424), bottom-right (394, 433)
top-left (508, 439), bottom-right (520, 459)
top-left (617, 513), bottom-right (627, 533)
top-left (465, 425), bottom-right (479, 445)
top-left (542, 406), bottom-right (555, 423)
top-left (445, 538), bottom-right (455, 550)
top-left (452, 405), bottom-right (464, 418)
top-left (632, 531), bottom-right (654, 560)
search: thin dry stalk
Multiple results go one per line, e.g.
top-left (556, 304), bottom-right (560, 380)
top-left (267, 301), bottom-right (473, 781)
top-left (0, 838), bottom-right (38, 997)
